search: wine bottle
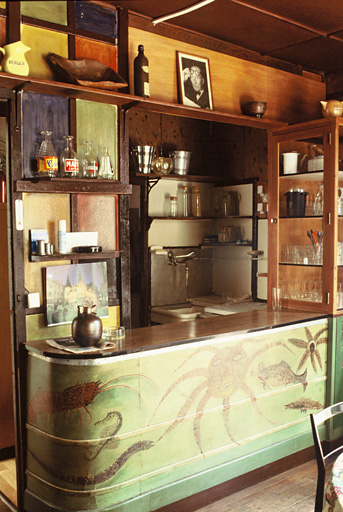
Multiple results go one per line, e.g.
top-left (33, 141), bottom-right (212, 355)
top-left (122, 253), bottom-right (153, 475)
top-left (134, 44), bottom-right (150, 98)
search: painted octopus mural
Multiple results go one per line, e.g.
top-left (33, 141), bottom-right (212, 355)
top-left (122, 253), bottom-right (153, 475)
top-left (27, 324), bottom-right (328, 488)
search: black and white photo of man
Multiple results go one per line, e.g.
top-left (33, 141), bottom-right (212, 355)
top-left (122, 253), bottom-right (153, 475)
top-left (179, 55), bottom-right (213, 110)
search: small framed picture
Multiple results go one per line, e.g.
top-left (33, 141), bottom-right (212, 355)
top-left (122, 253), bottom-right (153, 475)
top-left (177, 51), bottom-right (213, 110)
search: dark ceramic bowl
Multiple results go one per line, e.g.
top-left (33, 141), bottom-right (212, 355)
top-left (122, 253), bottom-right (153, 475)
top-left (241, 101), bottom-right (267, 118)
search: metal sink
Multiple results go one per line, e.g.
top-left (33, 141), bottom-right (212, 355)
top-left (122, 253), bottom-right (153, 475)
top-left (150, 305), bottom-right (205, 324)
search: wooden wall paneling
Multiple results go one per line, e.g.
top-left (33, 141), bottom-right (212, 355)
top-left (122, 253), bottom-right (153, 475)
top-left (117, 7), bottom-right (129, 92)
top-left (7, 1), bottom-right (20, 43)
top-left (119, 194), bottom-right (131, 328)
top-left (74, 1), bottom-right (117, 40)
top-left (9, 88), bottom-right (27, 512)
top-left (0, 203), bottom-right (14, 452)
top-left (0, 17), bottom-right (6, 47)
top-left (21, 91), bottom-right (69, 178)
top-left (128, 27), bottom-right (325, 125)
top-left (244, 128), bottom-right (269, 188)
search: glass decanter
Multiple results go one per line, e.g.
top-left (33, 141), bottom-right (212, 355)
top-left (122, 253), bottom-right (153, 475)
top-left (81, 141), bottom-right (98, 178)
top-left (37, 131), bottom-right (58, 177)
top-left (60, 135), bottom-right (79, 178)
top-left (99, 147), bottom-right (114, 179)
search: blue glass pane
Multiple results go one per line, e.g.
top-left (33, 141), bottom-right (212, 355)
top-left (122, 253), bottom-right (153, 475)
top-left (74, 1), bottom-right (117, 39)
top-left (22, 92), bottom-right (69, 178)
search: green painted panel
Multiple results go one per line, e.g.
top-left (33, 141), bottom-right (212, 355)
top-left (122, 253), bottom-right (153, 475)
top-left (76, 99), bottom-right (118, 180)
top-left (26, 318), bottom-right (328, 511)
top-left (21, 1), bottom-right (67, 25)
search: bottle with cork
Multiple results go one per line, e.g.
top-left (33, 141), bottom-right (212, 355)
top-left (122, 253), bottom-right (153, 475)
top-left (134, 44), bottom-right (150, 98)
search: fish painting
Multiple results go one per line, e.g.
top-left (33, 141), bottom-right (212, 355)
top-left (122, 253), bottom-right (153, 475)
top-left (285, 399), bottom-right (323, 413)
top-left (258, 361), bottom-right (308, 391)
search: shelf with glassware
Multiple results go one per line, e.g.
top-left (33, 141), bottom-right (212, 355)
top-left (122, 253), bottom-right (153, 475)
top-left (268, 117), bottom-right (343, 314)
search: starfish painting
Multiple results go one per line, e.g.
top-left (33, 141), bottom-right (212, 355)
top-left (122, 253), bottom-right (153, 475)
top-left (288, 326), bottom-right (328, 373)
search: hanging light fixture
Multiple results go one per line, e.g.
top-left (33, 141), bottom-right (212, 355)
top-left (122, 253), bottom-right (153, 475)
top-left (152, 0), bottom-right (216, 26)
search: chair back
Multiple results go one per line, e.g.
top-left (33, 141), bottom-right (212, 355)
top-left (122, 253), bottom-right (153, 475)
top-left (310, 401), bottom-right (343, 512)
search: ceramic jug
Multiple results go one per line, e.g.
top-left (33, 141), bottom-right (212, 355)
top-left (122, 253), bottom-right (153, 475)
top-left (320, 100), bottom-right (343, 118)
top-left (0, 41), bottom-right (30, 76)
top-left (72, 305), bottom-right (103, 347)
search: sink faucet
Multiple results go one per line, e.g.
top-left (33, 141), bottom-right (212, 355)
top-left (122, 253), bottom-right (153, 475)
top-left (167, 250), bottom-right (196, 265)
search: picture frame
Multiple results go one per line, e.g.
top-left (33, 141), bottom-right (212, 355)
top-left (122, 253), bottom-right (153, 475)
top-left (45, 262), bottom-right (109, 326)
top-left (177, 51), bottom-right (213, 110)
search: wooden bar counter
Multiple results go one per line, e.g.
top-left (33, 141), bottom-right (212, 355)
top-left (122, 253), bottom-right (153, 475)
top-left (24, 310), bottom-right (328, 512)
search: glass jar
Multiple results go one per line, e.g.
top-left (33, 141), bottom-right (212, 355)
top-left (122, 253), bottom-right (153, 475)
top-left (82, 141), bottom-right (98, 178)
top-left (37, 131), bottom-right (58, 177)
top-left (99, 147), bottom-right (114, 179)
top-left (60, 135), bottom-right (79, 178)
top-left (314, 183), bottom-right (323, 215)
top-left (192, 186), bottom-right (201, 217)
top-left (181, 185), bottom-right (189, 217)
top-left (170, 196), bottom-right (178, 217)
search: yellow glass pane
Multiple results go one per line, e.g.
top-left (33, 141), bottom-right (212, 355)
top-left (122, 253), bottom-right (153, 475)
top-left (23, 193), bottom-right (70, 302)
top-left (21, 24), bottom-right (68, 80)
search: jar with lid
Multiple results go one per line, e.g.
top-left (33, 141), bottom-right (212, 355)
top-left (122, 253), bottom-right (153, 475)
top-left (37, 131), bottom-right (58, 177)
top-left (170, 196), bottom-right (178, 217)
top-left (192, 186), bottom-right (201, 217)
top-left (60, 135), bottom-right (79, 178)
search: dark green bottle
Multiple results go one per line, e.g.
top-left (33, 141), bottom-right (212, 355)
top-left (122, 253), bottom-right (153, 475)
top-left (134, 44), bottom-right (150, 97)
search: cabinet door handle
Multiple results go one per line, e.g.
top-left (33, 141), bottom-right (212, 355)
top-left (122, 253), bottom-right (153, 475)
top-left (270, 218), bottom-right (277, 224)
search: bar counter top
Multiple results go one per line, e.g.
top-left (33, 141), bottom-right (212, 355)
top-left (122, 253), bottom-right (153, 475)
top-left (25, 308), bottom-right (327, 359)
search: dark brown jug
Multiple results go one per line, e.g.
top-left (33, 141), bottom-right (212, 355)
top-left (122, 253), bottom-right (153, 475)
top-left (72, 305), bottom-right (102, 347)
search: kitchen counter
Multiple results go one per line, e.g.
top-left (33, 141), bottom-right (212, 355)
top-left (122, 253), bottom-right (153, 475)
top-left (25, 308), bottom-right (326, 358)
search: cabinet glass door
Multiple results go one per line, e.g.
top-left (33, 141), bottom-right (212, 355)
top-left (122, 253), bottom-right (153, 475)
top-left (269, 121), bottom-right (331, 312)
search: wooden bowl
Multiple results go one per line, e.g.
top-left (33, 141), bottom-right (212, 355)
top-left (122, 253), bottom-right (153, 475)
top-left (47, 53), bottom-right (128, 90)
top-left (241, 101), bottom-right (267, 118)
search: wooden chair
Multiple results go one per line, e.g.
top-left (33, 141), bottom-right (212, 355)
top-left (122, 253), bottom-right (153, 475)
top-left (310, 402), bottom-right (343, 512)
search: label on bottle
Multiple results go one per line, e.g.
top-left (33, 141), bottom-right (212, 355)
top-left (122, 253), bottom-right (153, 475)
top-left (144, 81), bottom-right (150, 97)
top-left (142, 65), bottom-right (149, 73)
top-left (64, 159), bottom-right (79, 174)
top-left (86, 162), bottom-right (98, 176)
top-left (38, 156), bottom-right (58, 174)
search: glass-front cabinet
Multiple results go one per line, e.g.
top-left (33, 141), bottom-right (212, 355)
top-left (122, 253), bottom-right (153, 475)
top-left (268, 118), bottom-right (343, 314)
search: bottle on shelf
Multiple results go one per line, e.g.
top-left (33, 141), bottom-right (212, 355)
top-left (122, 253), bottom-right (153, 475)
top-left (81, 141), bottom-right (98, 178)
top-left (134, 44), bottom-right (150, 98)
top-left (60, 135), bottom-right (79, 178)
top-left (0, 158), bottom-right (6, 203)
top-left (180, 185), bottom-right (189, 217)
top-left (192, 186), bottom-right (201, 217)
top-left (58, 219), bottom-right (67, 254)
top-left (314, 183), bottom-right (323, 215)
top-left (37, 131), bottom-right (58, 177)
top-left (99, 147), bottom-right (114, 179)
top-left (170, 196), bottom-right (178, 217)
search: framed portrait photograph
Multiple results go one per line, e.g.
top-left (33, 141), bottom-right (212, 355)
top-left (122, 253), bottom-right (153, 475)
top-left (177, 52), bottom-right (213, 110)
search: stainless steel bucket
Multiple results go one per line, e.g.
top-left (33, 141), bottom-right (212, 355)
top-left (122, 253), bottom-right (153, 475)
top-left (132, 145), bottom-right (155, 174)
top-left (170, 150), bottom-right (191, 175)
